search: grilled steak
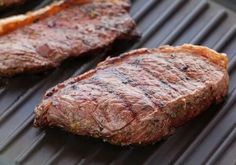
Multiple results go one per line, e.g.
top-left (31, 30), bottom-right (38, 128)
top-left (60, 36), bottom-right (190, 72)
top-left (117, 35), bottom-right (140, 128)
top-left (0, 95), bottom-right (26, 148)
top-left (34, 44), bottom-right (229, 145)
top-left (0, 0), bottom-right (138, 77)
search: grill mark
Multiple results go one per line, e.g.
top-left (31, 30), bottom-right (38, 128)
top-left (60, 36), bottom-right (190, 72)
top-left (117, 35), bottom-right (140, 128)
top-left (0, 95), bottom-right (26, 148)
top-left (88, 76), bottom-right (137, 118)
top-left (129, 58), bottom-right (181, 98)
top-left (110, 67), bottom-right (165, 110)
top-left (139, 53), bottom-right (223, 87)
top-left (171, 61), bottom-right (205, 87)
top-left (134, 55), bottom-right (203, 94)
top-left (144, 56), bottom-right (191, 88)
top-left (156, 55), bottom-right (200, 90)
top-left (107, 66), bottom-right (186, 125)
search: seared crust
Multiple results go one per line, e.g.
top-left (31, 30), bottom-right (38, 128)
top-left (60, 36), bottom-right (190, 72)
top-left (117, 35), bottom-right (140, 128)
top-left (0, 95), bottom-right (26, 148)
top-left (34, 45), bottom-right (229, 145)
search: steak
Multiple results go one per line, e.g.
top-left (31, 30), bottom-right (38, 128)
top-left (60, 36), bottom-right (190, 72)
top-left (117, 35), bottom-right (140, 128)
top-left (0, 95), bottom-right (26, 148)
top-left (0, 0), bottom-right (138, 77)
top-left (34, 44), bottom-right (229, 145)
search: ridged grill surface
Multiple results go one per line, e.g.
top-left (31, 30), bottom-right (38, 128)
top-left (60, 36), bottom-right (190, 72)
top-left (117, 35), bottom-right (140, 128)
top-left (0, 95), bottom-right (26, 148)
top-left (0, 0), bottom-right (236, 165)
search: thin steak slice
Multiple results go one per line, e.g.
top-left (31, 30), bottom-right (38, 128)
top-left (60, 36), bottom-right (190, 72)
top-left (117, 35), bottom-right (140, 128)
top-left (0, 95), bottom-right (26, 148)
top-left (0, 0), bottom-right (138, 77)
top-left (34, 44), bottom-right (229, 145)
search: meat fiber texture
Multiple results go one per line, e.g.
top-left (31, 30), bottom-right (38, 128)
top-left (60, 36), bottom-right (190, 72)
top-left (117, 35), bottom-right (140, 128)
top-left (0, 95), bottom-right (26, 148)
top-left (34, 44), bottom-right (229, 145)
top-left (0, 0), bottom-right (138, 76)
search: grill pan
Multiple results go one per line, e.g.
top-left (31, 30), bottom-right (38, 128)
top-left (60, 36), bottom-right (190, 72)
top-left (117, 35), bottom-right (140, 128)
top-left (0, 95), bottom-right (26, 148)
top-left (0, 0), bottom-right (236, 164)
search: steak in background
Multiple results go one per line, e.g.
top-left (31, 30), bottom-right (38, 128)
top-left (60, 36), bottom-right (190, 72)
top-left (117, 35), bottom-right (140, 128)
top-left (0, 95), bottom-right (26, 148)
top-left (0, 0), bottom-right (138, 77)
top-left (34, 44), bottom-right (229, 145)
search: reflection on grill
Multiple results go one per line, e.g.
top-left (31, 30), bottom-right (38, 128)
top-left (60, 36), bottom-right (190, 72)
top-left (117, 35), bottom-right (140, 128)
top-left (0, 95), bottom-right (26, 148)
top-left (0, 0), bottom-right (236, 164)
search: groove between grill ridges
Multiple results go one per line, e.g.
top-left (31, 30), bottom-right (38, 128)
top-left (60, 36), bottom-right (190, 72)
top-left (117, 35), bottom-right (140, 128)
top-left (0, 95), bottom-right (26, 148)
top-left (78, 147), bottom-right (103, 165)
top-left (43, 145), bottom-right (66, 165)
top-left (130, 0), bottom-right (188, 50)
top-left (228, 54), bottom-right (236, 73)
top-left (205, 125), bottom-right (236, 164)
top-left (173, 87), bottom-right (236, 165)
top-left (14, 132), bottom-right (46, 164)
top-left (132, 0), bottom-right (162, 22)
top-left (0, 113), bottom-right (34, 152)
top-left (213, 25), bottom-right (236, 52)
top-left (70, 142), bottom-right (104, 165)
top-left (159, 1), bottom-right (209, 46)
top-left (110, 147), bottom-right (134, 165)
top-left (190, 10), bottom-right (227, 45)
top-left (0, 79), bottom-right (46, 124)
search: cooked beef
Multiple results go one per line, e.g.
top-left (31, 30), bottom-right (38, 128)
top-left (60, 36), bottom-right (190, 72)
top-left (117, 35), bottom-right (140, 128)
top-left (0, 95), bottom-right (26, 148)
top-left (0, 0), bottom-right (138, 77)
top-left (34, 44), bottom-right (229, 145)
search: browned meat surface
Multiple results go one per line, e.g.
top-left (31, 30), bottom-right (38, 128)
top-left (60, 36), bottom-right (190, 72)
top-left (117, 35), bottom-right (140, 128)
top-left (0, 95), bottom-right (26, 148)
top-left (0, 0), bottom-right (138, 77)
top-left (34, 44), bottom-right (229, 145)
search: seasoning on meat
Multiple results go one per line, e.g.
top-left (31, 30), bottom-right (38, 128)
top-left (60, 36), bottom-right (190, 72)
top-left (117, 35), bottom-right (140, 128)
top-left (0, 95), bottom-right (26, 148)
top-left (34, 44), bottom-right (229, 145)
top-left (0, 0), bottom-right (138, 77)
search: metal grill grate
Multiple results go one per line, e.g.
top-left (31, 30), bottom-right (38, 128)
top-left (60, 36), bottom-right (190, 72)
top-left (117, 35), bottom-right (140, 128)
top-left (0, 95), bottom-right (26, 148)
top-left (0, 0), bottom-right (236, 165)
